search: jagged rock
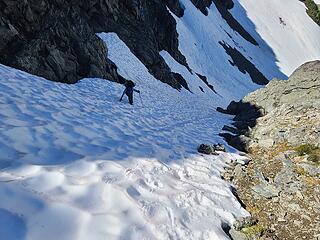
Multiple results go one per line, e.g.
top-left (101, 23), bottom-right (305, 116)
top-left (217, 100), bottom-right (253, 115)
top-left (197, 143), bottom-right (225, 155)
top-left (221, 62), bottom-right (320, 240)
top-left (297, 162), bottom-right (320, 177)
top-left (222, 125), bottom-right (239, 134)
top-left (216, 0), bottom-right (234, 10)
top-left (217, 100), bottom-right (263, 151)
top-left (243, 61), bottom-right (320, 147)
top-left (190, 0), bottom-right (214, 15)
top-left (219, 41), bottom-right (267, 84)
top-left (0, 22), bottom-right (19, 52)
top-left (252, 183), bottom-right (280, 199)
top-left (219, 61), bottom-right (320, 151)
top-left (214, 144), bottom-right (226, 152)
top-left (229, 228), bottom-right (251, 240)
top-left (233, 216), bottom-right (258, 231)
top-left (0, 0), bottom-right (192, 89)
top-left (164, 0), bottom-right (185, 17)
top-left (219, 133), bottom-right (251, 152)
top-left (198, 144), bottom-right (218, 155)
top-left (245, 61), bottom-right (320, 112)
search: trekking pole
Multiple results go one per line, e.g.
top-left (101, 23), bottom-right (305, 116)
top-left (139, 92), bottom-right (144, 107)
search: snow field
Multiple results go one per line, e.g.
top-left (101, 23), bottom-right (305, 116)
top-left (0, 33), bottom-right (248, 240)
top-left (232, 0), bottom-right (320, 75)
top-left (172, 0), bottom-right (320, 101)
top-left (1, 0), bottom-right (320, 238)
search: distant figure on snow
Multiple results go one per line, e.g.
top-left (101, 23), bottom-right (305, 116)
top-left (119, 80), bottom-right (140, 105)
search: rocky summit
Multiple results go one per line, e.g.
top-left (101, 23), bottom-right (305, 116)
top-left (221, 61), bottom-right (320, 240)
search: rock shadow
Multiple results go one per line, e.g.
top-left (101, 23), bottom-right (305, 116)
top-left (0, 208), bottom-right (27, 240)
top-left (217, 100), bottom-right (264, 152)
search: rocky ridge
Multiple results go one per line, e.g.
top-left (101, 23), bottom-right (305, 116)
top-left (0, 0), bottom-right (194, 87)
top-left (219, 61), bottom-right (320, 240)
top-left (0, 0), bottom-right (237, 89)
top-left (1, 0), bottom-right (272, 92)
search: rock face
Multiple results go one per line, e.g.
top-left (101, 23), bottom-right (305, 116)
top-left (0, 0), bottom-right (122, 84)
top-left (219, 60), bottom-right (320, 151)
top-left (245, 60), bottom-right (320, 149)
top-left (221, 61), bottom-right (320, 240)
top-left (0, 0), bottom-right (193, 89)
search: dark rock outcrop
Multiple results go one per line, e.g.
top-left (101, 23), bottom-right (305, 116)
top-left (190, 0), bottom-right (214, 16)
top-left (164, 0), bottom-right (185, 17)
top-left (190, 0), bottom-right (234, 16)
top-left (219, 41), bottom-right (268, 85)
top-left (0, 1), bottom-right (119, 83)
top-left (198, 143), bottom-right (226, 155)
top-left (217, 101), bottom-right (263, 152)
top-left (196, 73), bottom-right (217, 93)
top-left (214, 1), bottom-right (257, 45)
top-left (0, 0), bottom-right (191, 89)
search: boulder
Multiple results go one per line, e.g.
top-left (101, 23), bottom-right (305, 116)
top-left (233, 216), bottom-right (258, 231)
top-left (197, 143), bottom-right (226, 155)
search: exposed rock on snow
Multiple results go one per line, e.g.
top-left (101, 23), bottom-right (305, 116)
top-left (190, 0), bottom-right (214, 16)
top-left (214, 0), bottom-right (257, 45)
top-left (219, 42), bottom-right (268, 85)
top-left (1, 0), bottom-right (320, 239)
top-left (197, 143), bottom-right (226, 155)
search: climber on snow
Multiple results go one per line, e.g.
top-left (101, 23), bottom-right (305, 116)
top-left (119, 80), bottom-right (140, 105)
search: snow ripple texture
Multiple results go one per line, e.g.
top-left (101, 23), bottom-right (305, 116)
top-left (0, 33), bottom-right (248, 240)
top-left (2, 0), bottom-right (320, 236)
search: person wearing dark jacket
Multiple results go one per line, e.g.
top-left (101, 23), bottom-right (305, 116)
top-left (119, 80), bottom-right (140, 105)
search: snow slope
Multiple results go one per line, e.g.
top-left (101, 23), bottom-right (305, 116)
top-left (169, 0), bottom-right (320, 100)
top-left (233, 0), bottom-right (320, 74)
top-left (314, 0), bottom-right (320, 5)
top-left (0, 33), bottom-right (250, 240)
top-left (1, 1), bottom-right (320, 239)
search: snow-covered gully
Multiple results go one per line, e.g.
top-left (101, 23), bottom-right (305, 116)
top-left (0, 34), bottom-right (249, 240)
top-left (1, 0), bottom-right (320, 239)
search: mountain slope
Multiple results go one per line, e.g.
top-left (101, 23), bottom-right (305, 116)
top-left (169, 0), bottom-right (320, 100)
top-left (0, 33), bottom-right (252, 240)
top-left (234, 0), bottom-right (320, 74)
top-left (1, 0), bottom-right (320, 240)
top-left (1, 0), bottom-right (320, 94)
top-left (221, 60), bottom-right (320, 240)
